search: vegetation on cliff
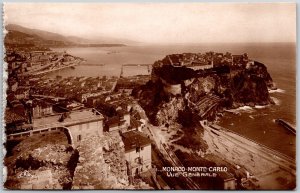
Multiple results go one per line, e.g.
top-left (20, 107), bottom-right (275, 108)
top-left (132, 54), bottom-right (275, 153)
top-left (133, 54), bottom-right (275, 128)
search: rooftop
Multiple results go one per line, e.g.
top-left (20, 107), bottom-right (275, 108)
top-left (106, 116), bottom-right (121, 127)
top-left (5, 108), bottom-right (27, 124)
top-left (218, 172), bottom-right (236, 181)
top-left (129, 118), bottom-right (143, 130)
top-left (32, 108), bottom-right (104, 129)
top-left (121, 131), bottom-right (152, 152)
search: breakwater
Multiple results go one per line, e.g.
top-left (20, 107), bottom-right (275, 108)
top-left (275, 119), bottom-right (296, 135)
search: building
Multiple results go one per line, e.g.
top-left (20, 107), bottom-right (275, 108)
top-left (31, 99), bottom-right (53, 118)
top-left (231, 54), bottom-right (249, 67)
top-left (10, 101), bottom-right (27, 117)
top-left (32, 108), bottom-right (104, 147)
top-left (5, 108), bottom-right (30, 134)
top-left (105, 116), bottom-right (125, 132)
top-left (127, 118), bottom-right (143, 132)
top-left (76, 91), bottom-right (108, 103)
top-left (86, 96), bottom-right (105, 107)
top-left (121, 131), bottom-right (152, 177)
top-left (15, 87), bottom-right (30, 100)
top-left (117, 109), bottom-right (130, 127)
top-left (216, 172), bottom-right (236, 190)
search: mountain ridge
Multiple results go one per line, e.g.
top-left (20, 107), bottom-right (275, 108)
top-left (5, 24), bottom-right (137, 46)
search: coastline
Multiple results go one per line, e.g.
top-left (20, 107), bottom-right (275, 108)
top-left (32, 61), bottom-right (82, 76)
top-left (201, 122), bottom-right (296, 189)
top-left (5, 42), bottom-right (296, 190)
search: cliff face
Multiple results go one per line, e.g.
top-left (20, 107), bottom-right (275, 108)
top-left (227, 61), bottom-right (275, 107)
top-left (230, 72), bottom-right (271, 107)
top-left (72, 133), bottom-right (129, 189)
top-left (155, 97), bottom-right (185, 126)
top-left (132, 54), bottom-right (275, 126)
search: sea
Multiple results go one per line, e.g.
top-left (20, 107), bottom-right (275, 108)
top-left (50, 42), bottom-right (296, 158)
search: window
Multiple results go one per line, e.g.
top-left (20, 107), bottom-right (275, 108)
top-left (77, 135), bottom-right (82, 142)
top-left (134, 157), bottom-right (142, 164)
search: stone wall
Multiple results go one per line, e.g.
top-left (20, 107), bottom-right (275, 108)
top-left (72, 132), bottom-right (129, 189)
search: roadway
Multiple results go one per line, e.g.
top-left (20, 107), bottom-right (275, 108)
top-left (146, 125), bottom-right (201, 189)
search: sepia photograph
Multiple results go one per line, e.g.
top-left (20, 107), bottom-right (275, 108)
top-left (2, 2), bottom-right (296, 190)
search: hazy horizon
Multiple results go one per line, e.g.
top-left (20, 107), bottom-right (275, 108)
top-left (4, 3), bottom-right (296, 44)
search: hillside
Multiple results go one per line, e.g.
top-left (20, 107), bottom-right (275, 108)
top-left (5, 30), bottom-right (75, 48)
top-left (6, 24), bottom-right (76, 44)
top-left (5, 24), bottom-right (129, 48)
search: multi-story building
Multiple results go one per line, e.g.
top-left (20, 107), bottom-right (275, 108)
top-left (32, 108), bottom-right (104, 147)
top-left (121, 131), bottom-right (152, 177)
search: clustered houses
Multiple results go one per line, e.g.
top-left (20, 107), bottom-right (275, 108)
top-left (151, 52), bottom-right (250, 98)
top-left (5, 49), bottom-right (154, 178)
top-left (5, 73), bottom-right (148, 136)
top-left (155, 52), bottom-right (249, 70)
top-left (91, 93), bottom-right (152, 177)
top-left (31, 99), bottom-right (54, 118)
top-left (30, 76), bottom-right (117, 101)
top-left (5, 108), bottom-right (30, 134)
top-left (115, 75), bottom-right (150, 94)
top-left (5, 50), bottom-right (82, 77)
top-left (5, 47), bottom-right (156, 186)
top-left (7, 84), bottom-right (153, 179)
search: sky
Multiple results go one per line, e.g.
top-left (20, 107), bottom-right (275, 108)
top-left (3, 3), bottom-right (296, 44)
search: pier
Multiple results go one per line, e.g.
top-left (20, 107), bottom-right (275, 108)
top-left (33, 62), bottom-right (80, 76)
top-left (120, 64), bottom-right (152, 77)
top-left (275, 119), bottom-right (296, 135)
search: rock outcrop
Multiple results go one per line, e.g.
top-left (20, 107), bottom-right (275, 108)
top-left (132, 53), bottom-right (275, 126)
top-left (4, 132), bottom-right (74, 189)
top-left (72, 132), bottom-right (153, 189)
top-left (72, 132), bottom-right (129, 189)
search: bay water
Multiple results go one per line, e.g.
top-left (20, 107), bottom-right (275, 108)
top-left (50, 42), bottom-right (296, 158)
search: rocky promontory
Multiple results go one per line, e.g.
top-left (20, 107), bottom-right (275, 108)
top-left (132, 52), bottom-right (276, 127)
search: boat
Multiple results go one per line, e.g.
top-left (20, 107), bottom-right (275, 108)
top-left (107, 51), bottom-right (119, 54)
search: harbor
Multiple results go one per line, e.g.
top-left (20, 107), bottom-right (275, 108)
top-left (32, 62), bottom-right (81, 76)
